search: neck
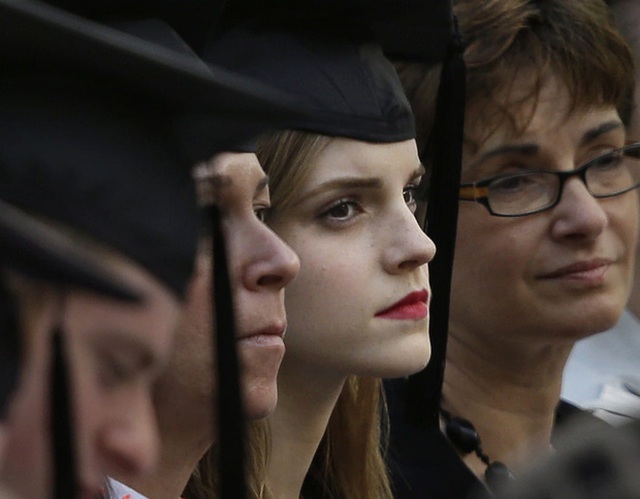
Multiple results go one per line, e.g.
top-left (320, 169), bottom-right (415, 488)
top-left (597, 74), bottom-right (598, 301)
top-left (442, 331), bottom-right (572, 477)
top-left (116, 396), bottom-right (213, 499)
top-left (265, 356), bottom-right (346, 499)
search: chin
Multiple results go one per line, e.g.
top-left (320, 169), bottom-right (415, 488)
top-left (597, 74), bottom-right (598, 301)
top-left (365, 341), bottom-right (432, 379)
top-left (242, 383), bottom-right (278, 420)
top-left (553, 300), bottom-right (626, 341)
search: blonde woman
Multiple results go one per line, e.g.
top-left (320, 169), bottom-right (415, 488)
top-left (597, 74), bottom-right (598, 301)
top-left (190, 26), bottom-right (436, 499)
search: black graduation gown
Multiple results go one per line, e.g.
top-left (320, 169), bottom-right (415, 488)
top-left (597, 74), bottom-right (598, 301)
top-left (385, 378), bottom-right (608, 499)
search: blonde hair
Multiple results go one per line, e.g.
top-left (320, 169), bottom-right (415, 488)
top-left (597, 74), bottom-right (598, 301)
top-left (184, 130), bottom-right (394, 499)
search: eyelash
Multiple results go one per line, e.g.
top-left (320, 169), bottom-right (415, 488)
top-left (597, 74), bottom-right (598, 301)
top-left (99, 356), bottom-right (134, 388)
top-left (254, 206), bottom-right (270, 223)
top-left (318, 184), bottom-right (420, 225)
top-left (404, 184), bottom-right (419, 212)
top-left (318, 198), bottom-right (362, 224)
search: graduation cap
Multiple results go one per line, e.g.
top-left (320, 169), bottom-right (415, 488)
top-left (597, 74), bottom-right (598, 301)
top-left (203, 26), bottom-right (416, 143)
top-left (0, 200), bottom-right (141, 302)
top-left (208, 0), bottom-right (465, 431)
top-left (218, 0), bottom-right (451, 65)
top-left (41, 0), bottom-right (227, 53)
top-left (0, 0), bottom-right (306, 166)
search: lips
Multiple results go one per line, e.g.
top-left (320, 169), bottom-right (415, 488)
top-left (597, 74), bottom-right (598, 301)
top-left (237, 323), bottom-right (287, 343)
top-left (539, 258), bottom-right (612, 279)
top-left (375, 289), bottom-right (429, 320)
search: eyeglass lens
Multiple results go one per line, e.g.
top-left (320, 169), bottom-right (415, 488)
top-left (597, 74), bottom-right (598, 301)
top-left (487, 145), bottom-right (640, 216)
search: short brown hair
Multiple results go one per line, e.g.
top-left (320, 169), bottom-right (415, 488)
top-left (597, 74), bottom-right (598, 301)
top-left (396, 0), bottom-right (635, 149)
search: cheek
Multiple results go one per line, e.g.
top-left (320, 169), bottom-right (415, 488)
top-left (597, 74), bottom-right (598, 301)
top-left (286, 242), bottom-right (366, 314)
top-left (611, 194), bottom-right (640, 252)
top-left (452, 221), bottom-right (535, 315)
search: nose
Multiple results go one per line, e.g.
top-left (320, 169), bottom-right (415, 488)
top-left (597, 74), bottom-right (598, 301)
top-left (551, 176), bottom-right (608, 241)
top-left (383, 205), bottom-right (436, 274)
top-left (100, 395), bottom-right (159, 477)
top-left (243, 222), bottom-right (300, 291)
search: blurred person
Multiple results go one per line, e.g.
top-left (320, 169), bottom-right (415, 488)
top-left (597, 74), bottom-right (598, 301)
top-left (0, 2), bottom-right (305, 497)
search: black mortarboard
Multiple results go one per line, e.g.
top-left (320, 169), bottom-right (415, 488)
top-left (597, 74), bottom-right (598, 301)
top-left (0, 0), bottom-right (307, 300)
top-left (219, 0), bottom-right (451, 65)
top-left (41, 0), bottom-right (226, 53)
top-left (0, 0), bottom-right (306, 168)
top-left (203, 25), bottom-right (416, 143)
top-left (0, 199), bottom-right (141, 302)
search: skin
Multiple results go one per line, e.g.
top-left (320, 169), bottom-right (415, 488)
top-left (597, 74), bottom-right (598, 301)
top-left (443, 74), bottom-right (639, 476)
top-left (121, 152), bottom-right (300, 499)
top-left (265, 137), bottom-right (436, 498)
top-left (0, 259), bottom-right (181, 499)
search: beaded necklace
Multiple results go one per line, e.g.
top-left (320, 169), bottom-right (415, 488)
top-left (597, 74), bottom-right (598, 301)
top-left (440, 408), bottom-right (516, 493)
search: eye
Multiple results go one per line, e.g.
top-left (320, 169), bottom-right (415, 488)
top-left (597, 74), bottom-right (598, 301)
top-left (98, 355), bottom-right (134, 388)
top-left (588, 150), bottom-right (624, 173)
top-left (254, 206), bottom-right (270, 223)
top-left (319, 199), bottom-right (362, 223)
top-left (403, 185), bottom-right (418, 212)
top-left (490, 173), bottom-right (540, 193)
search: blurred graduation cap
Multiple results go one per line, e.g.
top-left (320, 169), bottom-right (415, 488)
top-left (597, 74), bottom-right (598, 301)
top-left (0, 0), bottom-right (310, 497)
top-left (0, 200), bottom-right (141, 302)
top-left (0, 0), bottom-right (306, 165)
top-left (218, 0), bottom-right (451, 65)
top-left (211, 0), bottom-right (465, 430)
top-left (41, 0), bottom-right (227, 53)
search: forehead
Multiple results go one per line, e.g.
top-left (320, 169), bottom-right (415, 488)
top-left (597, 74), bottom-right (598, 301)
top-left (193, 152), bottom-right (268, 206)
top-left (303, 138), bottom-right (421, 183)
top-left (464, 74), bottom-right (621, 158)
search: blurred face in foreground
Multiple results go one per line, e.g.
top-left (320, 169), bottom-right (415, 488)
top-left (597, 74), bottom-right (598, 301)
top-left (0, 258), bottom-right (181, 499)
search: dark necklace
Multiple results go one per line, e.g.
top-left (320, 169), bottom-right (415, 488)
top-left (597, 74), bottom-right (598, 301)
top-left (440, 408), bottom-right (516, 492)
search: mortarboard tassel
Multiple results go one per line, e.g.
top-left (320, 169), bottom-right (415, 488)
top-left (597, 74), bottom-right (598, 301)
top-left (209, 204), bottom-right (247, 499)
top-left (0, 276), bottom-right (20, 421)
top-left (406, 11), bottom-right (466, 428)
top-left (51, 313), bottom-right (79, 498)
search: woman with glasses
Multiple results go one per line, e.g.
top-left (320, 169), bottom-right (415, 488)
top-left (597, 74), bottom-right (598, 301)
top-left (388, 0), bottom-right (639, 497)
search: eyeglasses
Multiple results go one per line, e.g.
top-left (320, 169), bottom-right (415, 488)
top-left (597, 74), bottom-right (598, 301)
top-left (459, 142), bottom-right (640, 217)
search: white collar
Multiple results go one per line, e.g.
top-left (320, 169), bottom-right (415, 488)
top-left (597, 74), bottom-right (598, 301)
top-left (104, 478), bottom-right (149, 499)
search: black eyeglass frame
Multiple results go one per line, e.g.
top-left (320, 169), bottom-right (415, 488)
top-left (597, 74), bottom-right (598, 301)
top-left (458, 142), bottom-right (640, 217)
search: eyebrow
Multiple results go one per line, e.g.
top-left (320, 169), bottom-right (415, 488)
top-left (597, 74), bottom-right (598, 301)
top-left (298, 166), bottom-right (424, 202)
top-left (467, 143), bottom-right (539, 170)
top-left (255, 175), bottom-right (269, 196)
top-left (467, 121), bottom-right (625, 170)
top-left (301, 177), bottom-right (383, 203)
top-left (580, 120), bottom-right (623, 145)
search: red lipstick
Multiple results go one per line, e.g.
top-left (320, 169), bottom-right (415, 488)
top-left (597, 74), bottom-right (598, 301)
top-left (375, 289), bottom-right (429, 320)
